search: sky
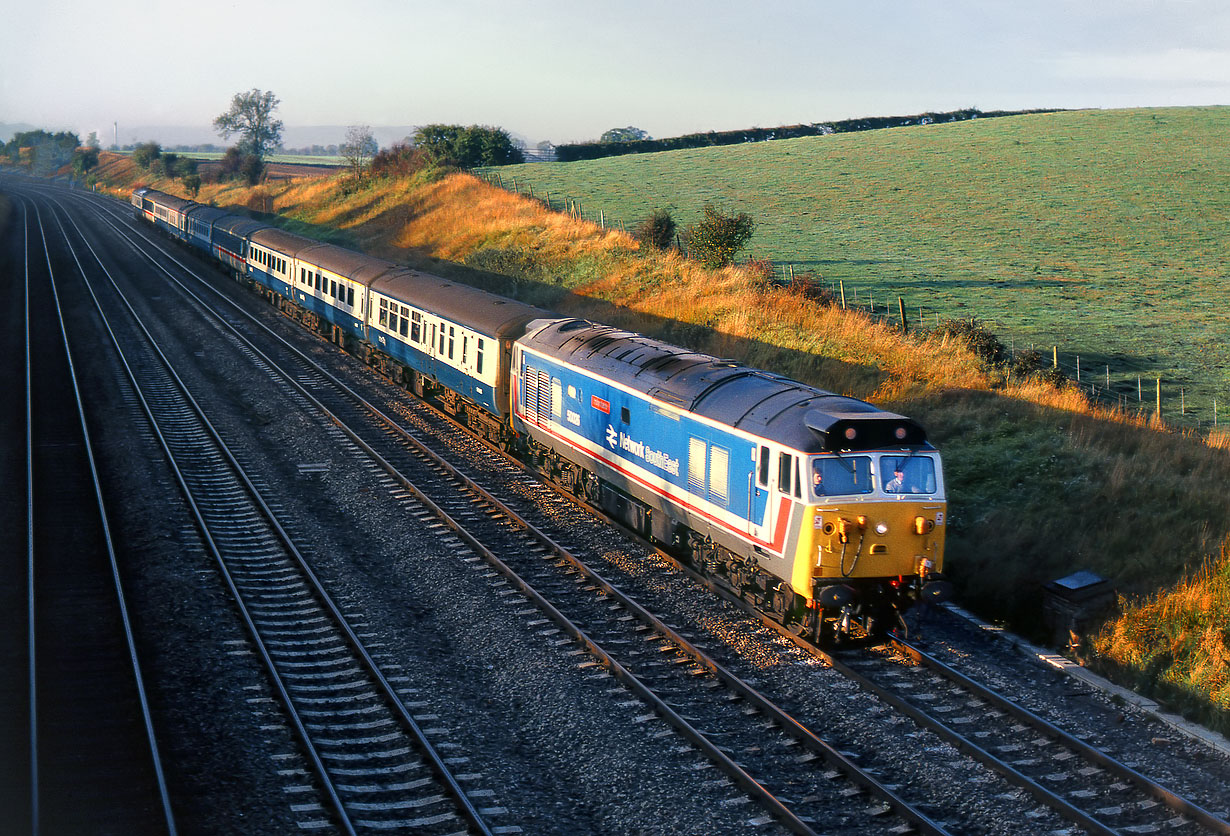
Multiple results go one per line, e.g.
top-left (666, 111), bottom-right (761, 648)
top-left (4, 0), bottom-right (1230, 147)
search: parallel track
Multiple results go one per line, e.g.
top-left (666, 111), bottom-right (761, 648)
top-left (35, 187), bottom-right (499, 836)
top-left (19, 192), bottom-right (176, 835)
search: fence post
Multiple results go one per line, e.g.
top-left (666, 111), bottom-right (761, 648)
top-left (1076, 355), bottom-right (1081, 381)
top-left (1156, 378), bottom-right (1162, 417)
top-left (1053, 347), bottom-right (1058, 368)
top-left (898, 297), bottom-right (907, 333)
top-left (839, 280), bottom-right (846, 309)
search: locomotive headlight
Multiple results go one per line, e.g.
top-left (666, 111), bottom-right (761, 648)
top-left (914, 516), bottom-right (935, 535)
top-left (856, 515), bottom-right (868, 529)
top-left (875, 521), bottom-right (889, 536)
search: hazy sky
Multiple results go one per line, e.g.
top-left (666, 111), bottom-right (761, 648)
top-left (5, 0), bottom-right (1230, 146)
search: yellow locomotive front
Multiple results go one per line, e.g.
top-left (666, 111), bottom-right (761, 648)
top-left (787, 451), bottom-right (950, 635)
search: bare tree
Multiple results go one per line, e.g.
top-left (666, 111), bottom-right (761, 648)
top-left (340, 125), bottom-right (378, 180)
top-left (213, 89), bottom-right (283, 160)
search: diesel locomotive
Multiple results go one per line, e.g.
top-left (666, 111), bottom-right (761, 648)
top-left (132, 185), bottom-right (951, 640)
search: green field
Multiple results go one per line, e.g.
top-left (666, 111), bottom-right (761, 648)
top-left (489, 107), bottom-right (1230, 427)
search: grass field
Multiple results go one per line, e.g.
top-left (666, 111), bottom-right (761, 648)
top-left (489, 107), bottom-right (1230, 428)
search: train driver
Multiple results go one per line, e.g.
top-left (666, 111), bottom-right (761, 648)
top-left (811, 464), bottom-right (825, 496)
top-left (884, 466), bottom-right (906, 493)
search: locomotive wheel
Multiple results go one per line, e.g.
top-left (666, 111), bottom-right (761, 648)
top-left (771, 583), bottom-right (795, 619)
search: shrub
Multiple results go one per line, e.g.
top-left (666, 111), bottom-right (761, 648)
top-left (683, 204), bottom-right (754, 268)
top-left (371, 143), bottom-right (429, 179)
top-left (936, 318), bottom-right (1006, 366)
top-left (634, 208), bottom-right (676, 250)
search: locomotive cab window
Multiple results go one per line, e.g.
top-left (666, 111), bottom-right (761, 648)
top-left (879, 455), bottom-right (938, 495)
top-left (810, 456), bottom-right (874, 498)
top-left (758, 446), bottom-right (770, 487)
top-left (778, 452), bottom-right (794, 495)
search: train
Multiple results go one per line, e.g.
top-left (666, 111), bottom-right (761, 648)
top-left (131, 185), bottom-right (951, 641)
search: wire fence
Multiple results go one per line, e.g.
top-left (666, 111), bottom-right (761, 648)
top-left (477, 172), bottom-right (1225, 437)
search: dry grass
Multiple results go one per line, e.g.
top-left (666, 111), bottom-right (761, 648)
top-left (1091, 536), bottom-right (1230, 733)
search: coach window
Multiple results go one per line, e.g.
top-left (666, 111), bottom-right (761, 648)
top-left (476, 339), bottom-right (484, 374)
top-left (347, 287), bottom-right (355, 307)
top-left (461, 336), bottom-right (468, 365)
top-left (439, 325), bottom-right (446, 355)
top-left (410, 311), bottom-right (422, 342)
top-left (379, 299), bottom-right (389, 327)
top-left (448, 326), bottom-right (455, 359)
top-left (758, 446), bottom-right (770, 487)
top-left (430, 323), bottom-right (438, 352)
top-left (399, 308), bottom-right (409, 338)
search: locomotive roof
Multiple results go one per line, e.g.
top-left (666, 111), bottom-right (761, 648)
top-left (370, 269), bottom-right (547, 339)
top-left (522, 319), bottom-right (929, 453)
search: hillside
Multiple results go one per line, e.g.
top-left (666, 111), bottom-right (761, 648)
top-left (489, 107), bottom-right (1230, 431)
top-left (93, 138), bottom-right (1230, 731)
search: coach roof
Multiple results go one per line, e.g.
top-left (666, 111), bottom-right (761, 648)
top-left (370, 269), bottom-right (547, 339)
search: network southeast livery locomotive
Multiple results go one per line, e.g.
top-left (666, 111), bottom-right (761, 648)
top-left (132, 186), bottom-right (951, 640)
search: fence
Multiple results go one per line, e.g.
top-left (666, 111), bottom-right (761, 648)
top-left (476, 173), bottom-right (1225, 436)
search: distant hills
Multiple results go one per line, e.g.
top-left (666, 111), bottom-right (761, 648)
top-left (0, 123), bottom-right (422, 150)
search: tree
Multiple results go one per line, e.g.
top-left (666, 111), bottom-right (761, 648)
top-left (684, 204), bottom-right (754, 268)
top-left (71, 146), bottom-right (99, 178)
top-left (340, 125), bottom-right (378, 180)
top-left (635, 208), bottom-right (676, 250)
top-left (600, 126), bottom-right (651, 143)
top-left (3, 129), bottom-right (80, 174)
top-left (86, 131), bottom-right (101, 149)
top-left (131, 141), bottom-right (162, 170)
top-left (213, 88), bottom-right (283, 159)
top-left (412, 124), bottom-right (524, 168)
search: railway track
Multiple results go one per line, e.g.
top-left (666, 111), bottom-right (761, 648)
top-left (38, 183), bottom-right (1230, 834)
top-left (30, 186), bottom-right (505, 836)
top-left (11, 193), bottom-right (176, 834)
